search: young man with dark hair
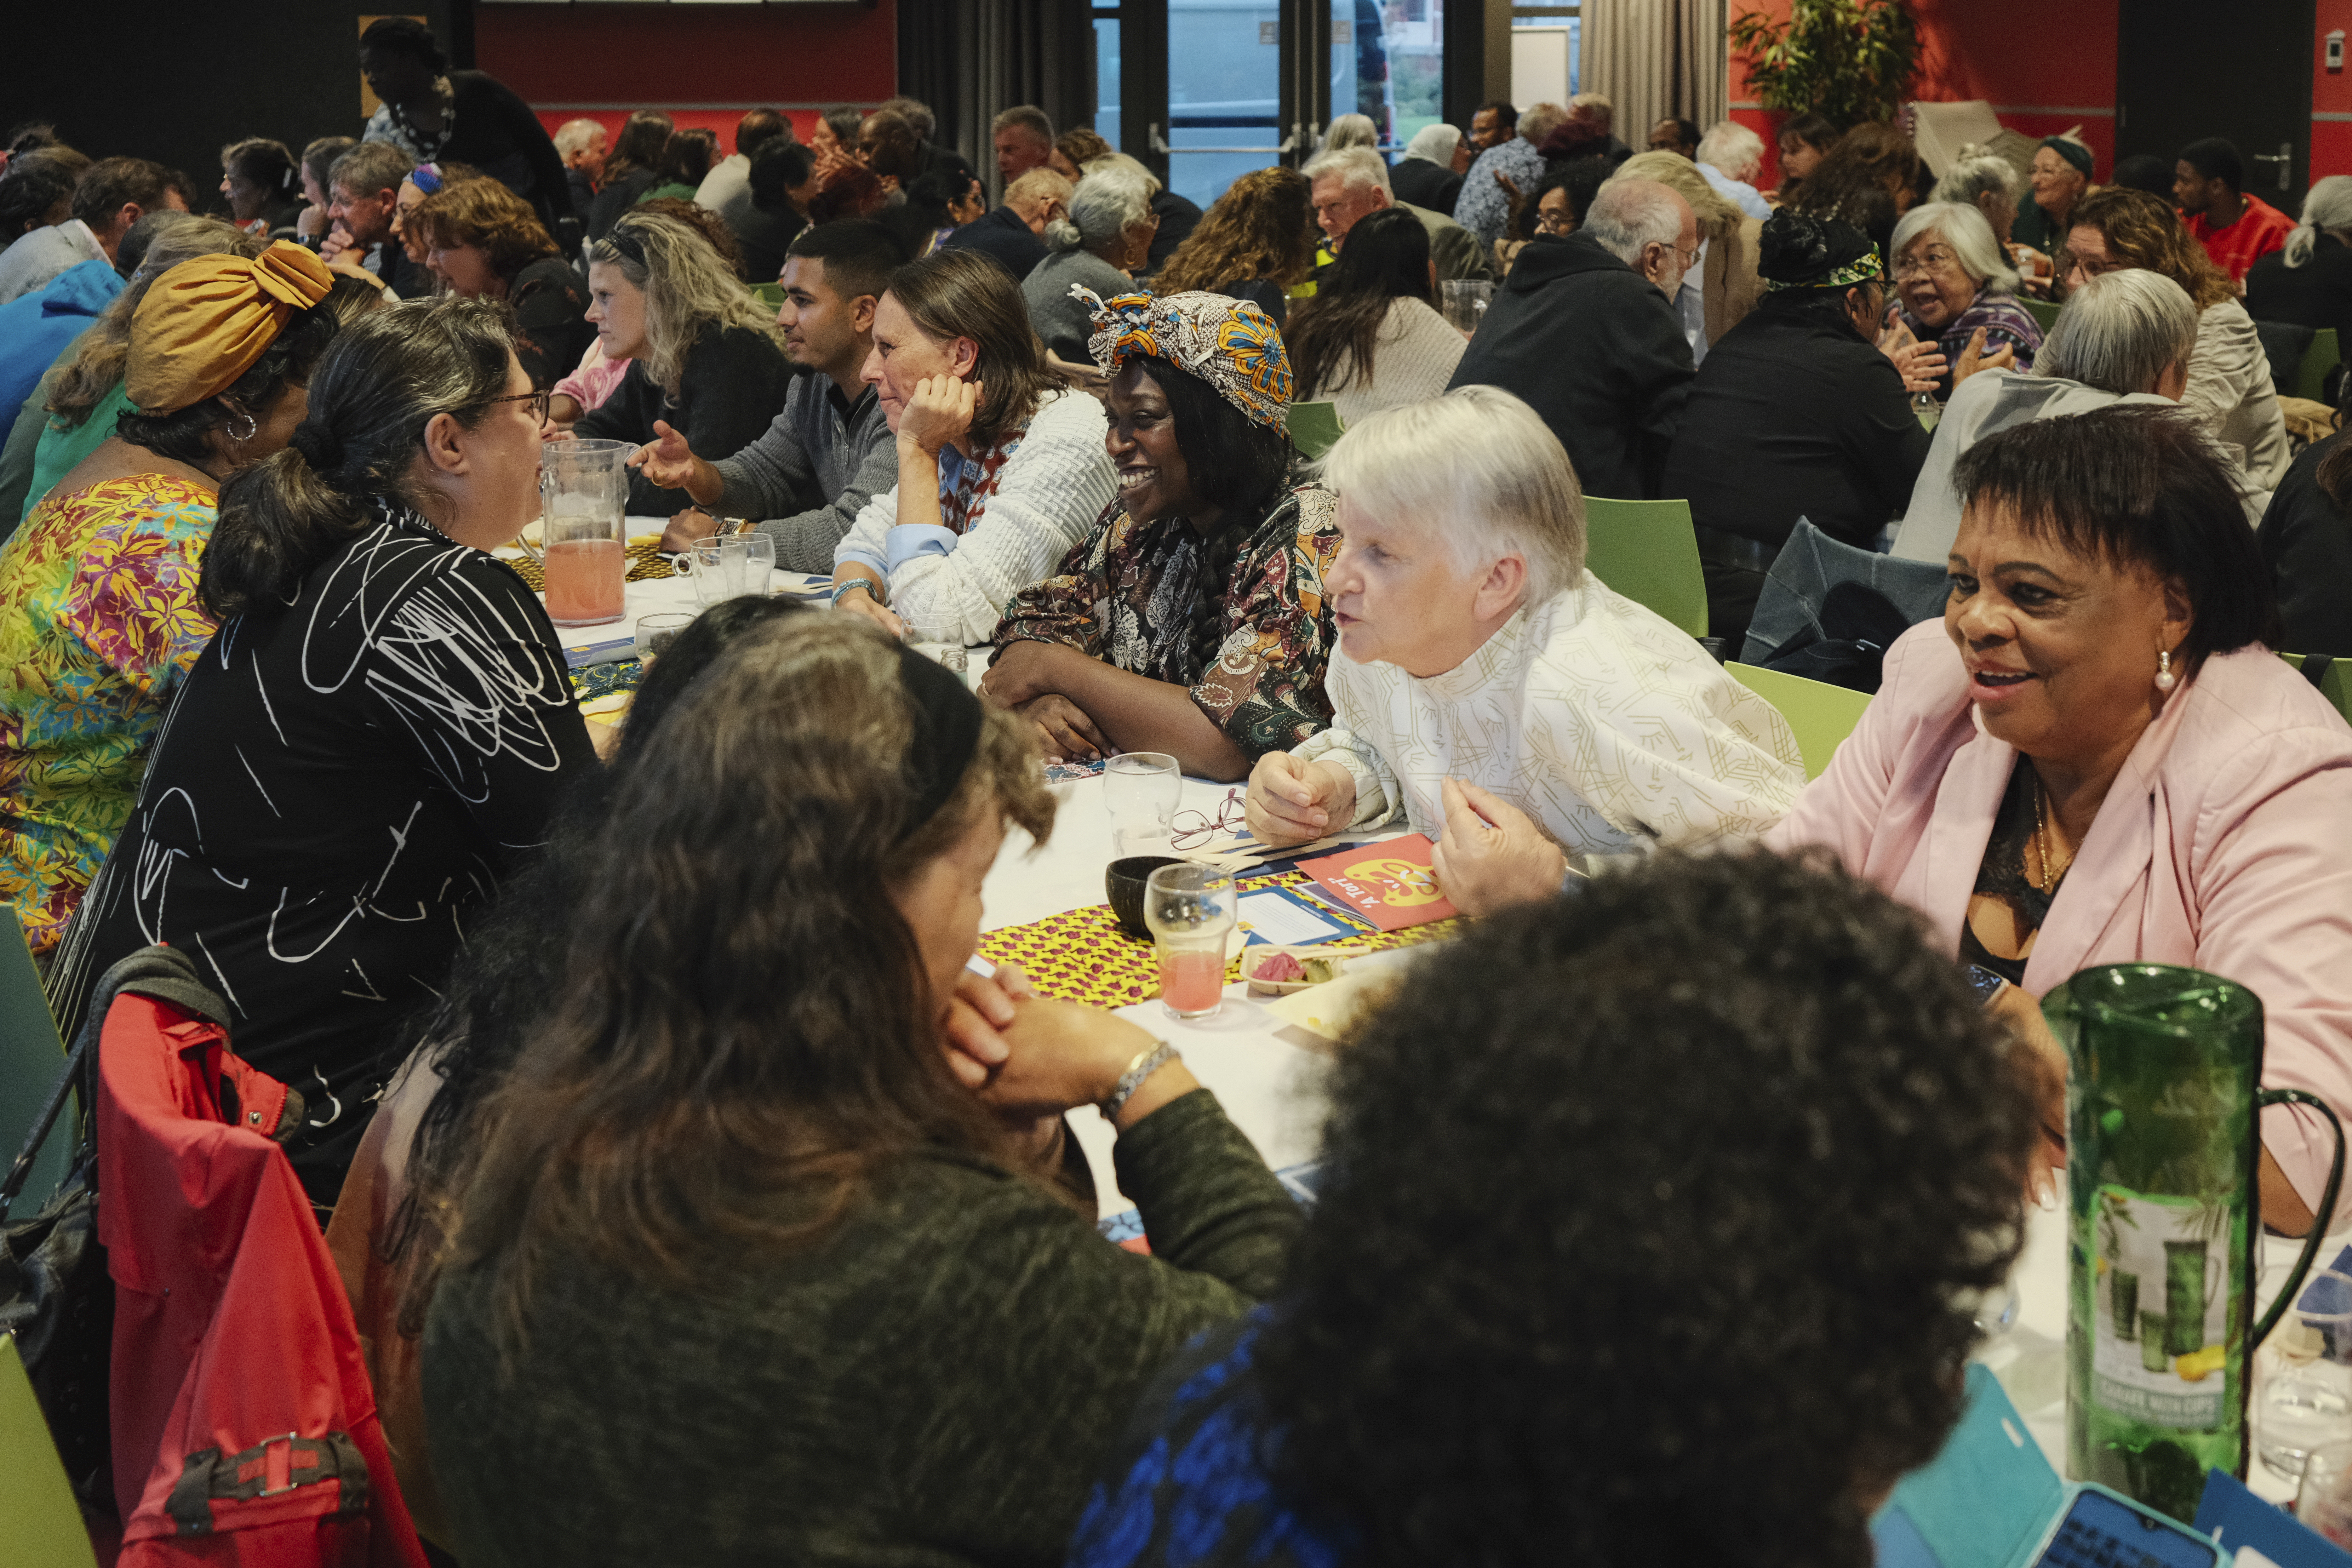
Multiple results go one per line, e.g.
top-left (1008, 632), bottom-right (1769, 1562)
top-left (0, 156), bottom-right (186, 303)
top-left (2175, 136), bottom-right (2294, 282)
top-left (638, 219), bottom-right (908, 566)
top-left (732, 139), bottom-right (820, 283)
top-left (1468, 100), bottom-right (1518, 153)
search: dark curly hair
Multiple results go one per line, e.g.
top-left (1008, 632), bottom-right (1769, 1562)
top-left (1253, 849), bottom-right (2038, 1568)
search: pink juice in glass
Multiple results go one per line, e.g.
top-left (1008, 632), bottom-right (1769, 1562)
top-left (544, 537), bottom-right (625, 626)
top-left (1157, 947), bottom-right (1226, 1018)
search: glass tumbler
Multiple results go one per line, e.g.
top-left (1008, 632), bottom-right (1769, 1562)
top-left (2262, 1270), bottom-right (2352, 1480)
top-left (1103, 753), bottom-right (1182, 856)
top-left (1143, 863), bottom-right (1236, 1022)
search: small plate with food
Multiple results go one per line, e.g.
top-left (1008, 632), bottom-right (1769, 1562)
top-left (1242, 944), bottom-right (1365, 996)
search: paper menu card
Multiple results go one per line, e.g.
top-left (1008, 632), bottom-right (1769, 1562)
top-left (1297, 834), bottom-right (1457, 931)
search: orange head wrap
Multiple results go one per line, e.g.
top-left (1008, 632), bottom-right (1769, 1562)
top-left (125, 240), bottom-right (336, 416)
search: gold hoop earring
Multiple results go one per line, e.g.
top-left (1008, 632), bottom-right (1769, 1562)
top-left (2154, 646), bottom-right (2177, 693)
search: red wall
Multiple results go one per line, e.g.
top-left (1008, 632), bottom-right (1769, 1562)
top-left (473, 3), bottom-right (897, 154)
top-left (1729, 0), bottom-right (2117, 188)
top-left (2317, 0), bottom-right (2352, 181)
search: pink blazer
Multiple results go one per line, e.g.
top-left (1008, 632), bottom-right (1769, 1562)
top-left (1769, 621), bottom-right (2352, 1222)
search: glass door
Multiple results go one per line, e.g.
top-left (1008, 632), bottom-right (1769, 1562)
top-left (1162, 0), bottom-right (1291, 209)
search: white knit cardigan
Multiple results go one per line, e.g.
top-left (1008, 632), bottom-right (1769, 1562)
top-left (834, 389), bottom-right (1116, 645)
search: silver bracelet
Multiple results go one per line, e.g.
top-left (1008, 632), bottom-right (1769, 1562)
top-left (1101, 1041), bottom-right (1177, 1122)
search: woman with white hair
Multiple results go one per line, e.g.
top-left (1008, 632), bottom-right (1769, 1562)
top-left (1931, 145), bottom-right (2022, 248)
top-left (1390, 122), bottom-right (1468, 214)
top-left (1243, 385), bottom-right (1803, 915)
top-left (1693, 120), bottom-right (1773, 221)
top-left (1021, 164), bottom-right (1157, 361)
top-left (2246, 173), bottom-right (2352, 391)
top-left (1318, 114), bottom-right (1381, 156)
top-left (1888, 200), bottom-right (2042, 396)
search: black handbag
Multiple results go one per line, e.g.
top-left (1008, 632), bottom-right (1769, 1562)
top-left (0, 1015), bottom-right (114, 1511)
top-left (1756, 579), bottom-right (1916, 694)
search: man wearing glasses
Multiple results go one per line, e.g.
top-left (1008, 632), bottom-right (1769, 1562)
top-left (1446, 179), bottom-right (1697, 501)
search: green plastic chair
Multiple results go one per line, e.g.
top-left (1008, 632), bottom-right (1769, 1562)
top-left (0, 1337), bottom-right (96, 1568)
top-left (749, 280), bottom-right (786, 310)
top-left (1288, 400), bottom-right (1345, 461)
top-left (2298, 328), bottom-right (2341, 404)
top-left (2280, 651), bottom-right (2352, 728)
top-left (1725, 662), bottom-right (1873, 781)
top-left (1580, 496), bottom-right (1709, 640)
top-left (2021, 297), bottom-right (2061, 335)
top-left (0, 908), bottom-right (71, 1210)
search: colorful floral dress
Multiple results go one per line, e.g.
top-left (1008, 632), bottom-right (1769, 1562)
top-left (0, 475), bottom-right (216, 953)
top-left (991, 483), bottom-right (1343, 760)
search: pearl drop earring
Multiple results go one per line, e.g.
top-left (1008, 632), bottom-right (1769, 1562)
top-left (2154, 647), bottom-right (2177, 693)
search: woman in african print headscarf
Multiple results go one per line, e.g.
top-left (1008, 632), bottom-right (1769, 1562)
top-left (0, 244), bottom-right (379, 957)
top-left (981, 288), bottom-right (1341, 781)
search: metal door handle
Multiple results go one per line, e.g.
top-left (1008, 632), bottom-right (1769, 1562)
top-left (2251, 142), bottom-right (2292, 192)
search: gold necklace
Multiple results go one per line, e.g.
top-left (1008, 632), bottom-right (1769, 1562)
top-left (2029, 772), bottom-right (2076, 892)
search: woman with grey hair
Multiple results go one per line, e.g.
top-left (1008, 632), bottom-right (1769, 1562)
top-left (1892, 268), bottom-right (2266, 562)
top-left (1887, 200), bottom-right (2042, 396)
top-left (1318, 113), bottom-right (1381, 156)
top-left (1930, 144), bottom-right (2022, 248)
top-left (1021, 164), bottom-right (1157, 361)
top-left (2246, 173), bottom-right (2352, 392)
top-left (1390, 122), bottom-right (1467, 214)
top-left (1243, 384), bottom-right (1803, 915)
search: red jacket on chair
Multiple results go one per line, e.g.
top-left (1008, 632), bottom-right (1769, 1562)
top-left (95, 972), bottom-right (427, 1568)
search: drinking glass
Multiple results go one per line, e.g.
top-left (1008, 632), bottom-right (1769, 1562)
top-left (2301, 1439), bottom-right (2352, 1546)
top-left (1441, 278), bottom-right (1494, 334)
top-left (540, 438), bottom-right (630, 627)
top-left (634, 612), bottom-right (693, 666)
top-left (1143, 863), bottom-right (1236, 1022)
top-left (1103, 752), bottom-right (1181, 856)
top-left (2262, 1270), bottom-right (2352, 1479)
top-left (675, 533), bottom-right (776, 605)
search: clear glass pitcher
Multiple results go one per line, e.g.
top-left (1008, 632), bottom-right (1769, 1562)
top-left (539, 439), bottom-right (630, 627)
top-left (2051, 963), bottom-right (2346, 1524)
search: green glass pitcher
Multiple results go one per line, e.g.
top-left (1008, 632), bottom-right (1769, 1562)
top-left (2050, 964), bottom-right (2347, 1525)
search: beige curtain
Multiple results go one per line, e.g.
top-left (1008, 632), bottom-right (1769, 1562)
top-left (1582, 0), bottom-right (1728, 142)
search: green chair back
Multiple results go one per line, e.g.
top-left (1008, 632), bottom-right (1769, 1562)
top-left (0, 1337), bottom-right (96, 1568)
top-left (1580, 495), bottom-right (1709, 639)
top-left (749, 280), bottom-right (786, 310)
top-left (2298, 328), bottom-right (2341, 404)
top-left (0, 909), bottom-right (71, 1210)
top-left (2280, 651), bottom-right (2352, 728)
top-left (1726, 662), bottom-right (1873, 781)
top-left (2021, 297), bottom-right (2061, 335)
top-left (1288, 400), bottom-right (1345, 461)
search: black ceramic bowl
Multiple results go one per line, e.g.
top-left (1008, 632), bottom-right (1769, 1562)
top-left (1105, 855), bottom-right (1183, 941)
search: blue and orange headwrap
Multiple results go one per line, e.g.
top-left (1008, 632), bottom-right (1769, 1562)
top-left (1075, 287), bottom-right (1293, 437)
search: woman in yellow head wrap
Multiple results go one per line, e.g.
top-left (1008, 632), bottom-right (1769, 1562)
top-left (0, 241), bottom-right (379, 956)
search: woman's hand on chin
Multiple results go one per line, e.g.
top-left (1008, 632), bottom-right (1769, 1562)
top-left (899, 375), bottom-right (980, 458)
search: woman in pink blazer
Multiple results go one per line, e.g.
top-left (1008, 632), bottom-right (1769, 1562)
top-left (1769, 407), bottom-right (2352, 1234)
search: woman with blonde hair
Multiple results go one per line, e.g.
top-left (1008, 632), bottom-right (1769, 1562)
top-left (1607, 149), bottom-right (1758, 361)
top-left (1152, 165), bottom-right (1317, 326)
top-left (575, 207), bottom-right (793, 516)
top-left (2063, 185), bottom-right (2289, 489)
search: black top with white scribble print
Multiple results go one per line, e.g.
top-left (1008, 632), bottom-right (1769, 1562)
top-left (48, 503), bottom-right (598, 1209)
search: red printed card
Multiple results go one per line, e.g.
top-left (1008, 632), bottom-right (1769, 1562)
top-left (1297, 835), bottom-right (1458, 931)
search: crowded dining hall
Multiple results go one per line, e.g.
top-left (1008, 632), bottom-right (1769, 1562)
top-left (4, 3), bottom-right (2352, 1565)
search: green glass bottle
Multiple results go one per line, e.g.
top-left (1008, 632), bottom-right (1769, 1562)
top-left (2049, 964), bottom-right (2345, 1525)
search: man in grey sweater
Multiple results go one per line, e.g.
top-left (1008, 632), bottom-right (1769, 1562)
top-left (644, 219), bottom-right (906, 568)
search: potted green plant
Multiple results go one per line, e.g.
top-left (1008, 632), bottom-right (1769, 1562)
top-left (1730, 0), bottom-right (1920, 130)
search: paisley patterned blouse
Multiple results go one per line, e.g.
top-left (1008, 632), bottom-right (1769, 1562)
top-left (0, 475), bottom-right (217, 954)
top-left (991, 483), bottom-right (1343, 760)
